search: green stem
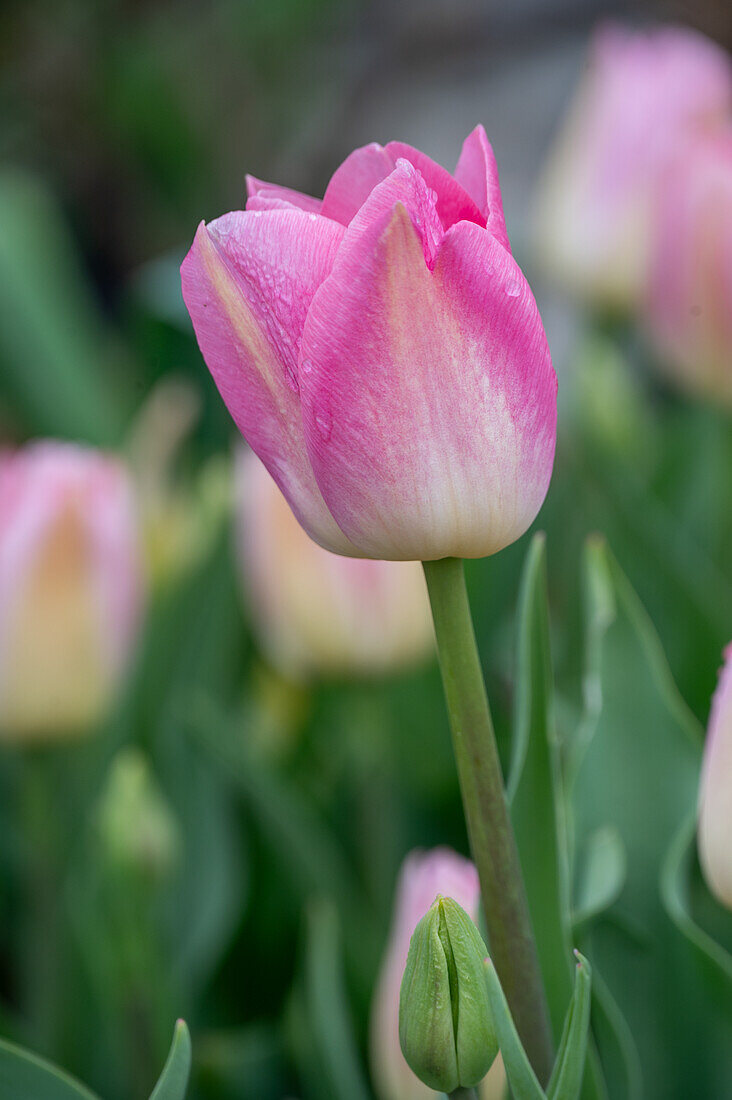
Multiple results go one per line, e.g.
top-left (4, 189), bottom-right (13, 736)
top-left (449, 1089), bottom-right (478, 1099)
top-left (423, 557), bottom-right (554, 1083)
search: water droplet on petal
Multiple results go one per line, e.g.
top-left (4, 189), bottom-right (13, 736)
top-left (309, 213), bottom-right (318, 221)
top-left (504, 274), bottom-right (522, 298)
top-left (315, 407), bottom-right (333, 441)
top-left (300, 358), bottom-right (313, 376)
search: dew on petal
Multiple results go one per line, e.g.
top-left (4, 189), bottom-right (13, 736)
top-left (315, 407), bottom-right (333, 441)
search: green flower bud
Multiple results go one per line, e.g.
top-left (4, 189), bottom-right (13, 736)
top-left (96, 748), bottom-right (180, 883)
top-left (398, 895), bottom-right (498, 1093)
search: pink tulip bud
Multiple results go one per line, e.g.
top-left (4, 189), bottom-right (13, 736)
top-left (698, 644), bottom-right (732, 910)
top-left (182, 127), bottom-right (557, 562)
top-left (370, 848), bottom-right (481, 1100)
top-left (644, 131), bottom-right (732, 403)
top-left (534, 24), bottom-right (732, 312)
top-left (0, 441), bottom-right (144, 739)
top-left (236, 450), bottom-right (433, 679)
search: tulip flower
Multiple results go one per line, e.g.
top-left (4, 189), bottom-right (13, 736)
top-left (181, 126), bottom-right (557, 562)
top-left (371, 848), bottom-right (484, 1100)
top-left (236, 449), bottom-right (433, 679)
top-left (0, 441), bottom-right (143, 739)
top-left (534, 24), bottom-right (732, 313)
top-left (698, 644), bottom-right (732, 910)
top-left (644, 131), bottom-right (732, 404)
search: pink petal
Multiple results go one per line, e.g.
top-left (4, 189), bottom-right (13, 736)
top-left (385, 141), bottom-right (485, 230)
top-left (299, 208), bottom-right (556, 561)
top-left (245, 174), bottom-right (322, 214)
top-left (343, 159), bottom-right (443, 268)
top-left (320, 143), bottom-right (396, 225)
top-left (454, 125), bottom-right (511, 252)
top-left (181, 210), bottom-right (355, 554)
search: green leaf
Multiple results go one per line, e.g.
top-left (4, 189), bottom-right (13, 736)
top-left (149, 1020), bottom-right (192, 1100)
top-left (0, 170), bottom-right (130, 443)
top-left (483, 957), bottom-right (546, 1100)
top-left (509, 535), bottom-right (605, 1100)
top-left (573, 827), bottom-right (626, 931)
top-left (302, 900), bottom-right (371, 1100)
top-left (661, 813), bottom-right (732, 986)
top-left (0, 1037), bottom-right (100, 1099)
top-left (571, 537), bottom-right (722, 1096)
top-left (546, 953), bottom-right (592, 1100)
top-left (589, 966), bottom-right (642, 1100)
top-left (509, 534), bottom-right (573, 1034)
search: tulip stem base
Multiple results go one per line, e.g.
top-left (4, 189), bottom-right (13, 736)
top-left (423, 557), bottom-right (553, 1083)
top-left (449, 1089), bottom-right (478, 1099)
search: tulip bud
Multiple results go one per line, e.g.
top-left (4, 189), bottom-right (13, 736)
top-left (399, 895), bottom-right (498, 1094)
top-left (96, 748), bottom-right (179, 884)
top-left (0, 442), bottom-right (144, 740)
top-left (236, 450), bottom-right (434, 679)
top-left (534, 24), bottom-right (732, 313)
top-left (644, 131), bottom-right (732, 404)
top-left (370, 849), bottom-right (482, 1100)
top-left (698, 644), bottom-right (732, 910)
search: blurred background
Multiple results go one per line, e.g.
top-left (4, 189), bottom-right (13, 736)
top-left (1, 1), bottom-right (731, 1098)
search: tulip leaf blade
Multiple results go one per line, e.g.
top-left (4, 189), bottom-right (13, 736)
top-left (302, 898), bottom-right (371, 1100)
top-left (0, 1036), bottom-right (100, 1099)
top-left (573, 826), bottom-right (627, 932)
top-left (660, 812), bottom-right (732, 986)
top-left (483, 958), bottom-right (546, 1100)
top-left (149, 1019), bottom-right (192, 1100)
top-left (546, 952), bottom-right (592, 1100)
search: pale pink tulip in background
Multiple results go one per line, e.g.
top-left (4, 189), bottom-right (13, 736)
top-left (0, 441), bottom-right (143, 739)
top-left (236, 449), bottom-right (433, 679)
top-left (534, 24), bottom-right (732, 312)
top-left (698, 644), bottom-right (732, 910)
top-left (182, 127), bottom-right (557, 562)
top-left (644, 131), bottom-right (732, 403)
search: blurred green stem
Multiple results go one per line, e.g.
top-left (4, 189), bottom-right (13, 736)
top-left (22, 747), bottom-right (62, 1055)
top-left (449, 1089), bottom-right (478, 1099)
top-left (423, 557), bottom-right (553, 1083)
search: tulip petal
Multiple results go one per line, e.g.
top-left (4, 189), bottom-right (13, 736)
top-left (321, 143), bottom-right (396, 224)
top-left (245, 175), bottom-right (322, 214)
top-left (300, 209), bottom-right (556, 560)
top-left (454, 125), bottom-right (511, 252)
top-left (385, 141), bottom-right (485, 230)
top-left (344, 159), bottom-right (444, 267)
top-left (181, 210), bottom-right (355, 554)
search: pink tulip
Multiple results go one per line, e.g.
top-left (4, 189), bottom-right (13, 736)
top-left (698, 644), bottom-right (732, 910)
top-left (236, 449), bottom-right (433, 679)
top-left (0, 441), bottom-right (143, 739)
top-left (644, 130), bottom-right (732, 403)
top-left (534, 24), bottom-right (732, 312)
top-left (370, 848), bottom-right (481, 1100)
top-left (182, 127), bottom-right (557, 562)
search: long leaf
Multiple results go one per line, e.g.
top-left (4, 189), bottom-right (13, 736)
top-left (149, 1020), bottom-right (192, 1100)
top-left (483, 958), bottom-right (546, 1100)
top-left (303, 900), bottom-right (371, 1100)
top-left (546, 953), bottom-right (592, 1100)
top-left (0, 1037), bottom-right (99, 1100)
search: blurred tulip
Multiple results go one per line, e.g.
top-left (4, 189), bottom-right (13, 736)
top-left (698, 644), bottom-right (732, 910)
top-left (371, 847), bottom-right (501, 1100)
top-left (96, 748), bottom-right (179, 884)
top-left (182, 126), bottom-right (557, 562)
top-left (0, 441), bottom-right (143, 739)
top-left (236, 450), bottom-right (433, 679)
top-left (534, 24), bottom-right (732, 312)
top-left (644, 131), bottom-right (732, 403)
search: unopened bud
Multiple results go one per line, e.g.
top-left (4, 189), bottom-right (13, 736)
top-left (399, 895), bottom-right (497, 1093)
top-left (96, 748), bottom-right (179, 883)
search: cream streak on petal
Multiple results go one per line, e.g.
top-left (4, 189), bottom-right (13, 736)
top-left (299, 205), bottom-right (556, 561)
top-left (180, 210), bottom-right (355, 554)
